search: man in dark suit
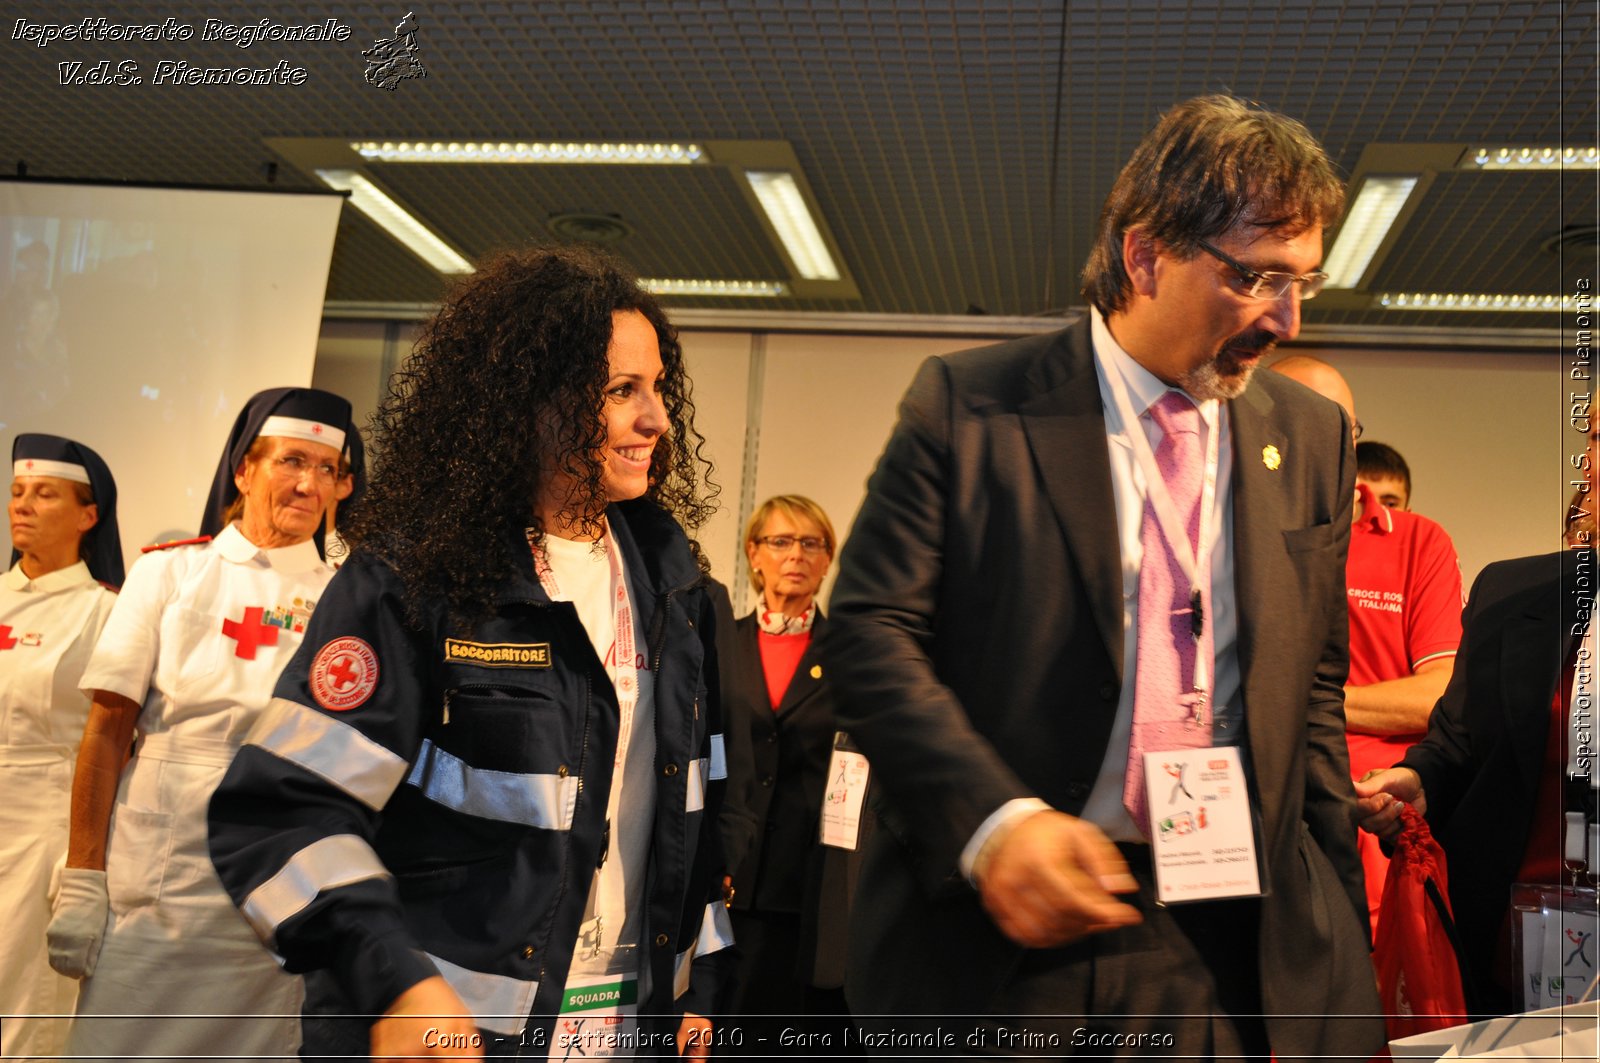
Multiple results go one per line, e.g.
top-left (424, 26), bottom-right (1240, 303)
top-left (823, 95), bottom-right (1383, 1058)
top-left (1358, 548), bottom-right (1597, 1016)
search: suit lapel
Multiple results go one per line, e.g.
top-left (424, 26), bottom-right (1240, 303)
top-left (1017, 322), bottom-right (1124, 679)
top-left (775, 614), bottom-right (828, 718)
top-left (1502, 596), bottom-right (1566, 792)
top-left (1225, 382), bottom-right (1288, 724)
top-left (733, 614), bottom-right (771, 712)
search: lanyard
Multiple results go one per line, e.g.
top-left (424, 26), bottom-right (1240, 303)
top-left (533, 524), bottom-right (643, 960)
top-left (531, 524), bottom-right (641, 776)
top-left (1102, 364), bottom-right (1222, 696)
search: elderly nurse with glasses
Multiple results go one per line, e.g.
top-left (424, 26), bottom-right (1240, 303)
top-left (0, 434), bottom-right (121, 1061)
top-left (47, 388), bottom-right (360, 1062)
top-left (718, 495), bottom-right (865, 1052)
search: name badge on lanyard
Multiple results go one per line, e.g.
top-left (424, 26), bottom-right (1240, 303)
top-left (550, 970), bottom-right (639, 1061)
top-left (819, 731), bottom-right (871, 851)
top-left (1143, 746), bottom-right (1262, 904)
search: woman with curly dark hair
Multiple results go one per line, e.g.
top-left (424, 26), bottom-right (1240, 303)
top-left (209, 245), bottom-right (732, 1061)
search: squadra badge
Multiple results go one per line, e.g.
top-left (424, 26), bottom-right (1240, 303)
top-left (309, 637), bottom-right (380, 711)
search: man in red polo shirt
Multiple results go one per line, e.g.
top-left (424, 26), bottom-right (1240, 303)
top-left (1271, 357), bottom-right (1464, 928)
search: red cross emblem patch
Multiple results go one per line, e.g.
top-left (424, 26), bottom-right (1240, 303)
top-left (309, 636), bottom-right (379, 711)
top-left (0, 625), bottom-right (17, 651)
top-left (222, 607), bottom-right (279, 659)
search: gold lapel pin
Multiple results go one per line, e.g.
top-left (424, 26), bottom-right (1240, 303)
top-left (810, 664), bottom-right (823, 679)
top-left (1262, 444), bottom-right (1282, 471)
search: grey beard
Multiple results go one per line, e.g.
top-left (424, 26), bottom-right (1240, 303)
top-left (1182, 353), bottom-right (1257, 401)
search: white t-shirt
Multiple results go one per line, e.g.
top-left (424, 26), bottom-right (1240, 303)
top-left (540, 529), bottom-right (657, 982)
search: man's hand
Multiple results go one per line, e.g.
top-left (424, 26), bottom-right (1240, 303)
top-left (1352, 767), bottom-right (1426, 842)
top-left (370, 976), bottom-right (481, 1061)
top-left (974, 810), bottom-right (1141, 948)
top-left (677, 1012), bottom-right (712, 1059)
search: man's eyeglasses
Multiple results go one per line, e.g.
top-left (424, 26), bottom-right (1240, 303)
top-left (1195, 240), bottom-right (1329, 301)
top-left (755, 535), bottom-right (829, 556)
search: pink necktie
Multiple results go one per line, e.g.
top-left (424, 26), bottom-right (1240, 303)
top-left (1124, 390), bottom-right (1215, 835)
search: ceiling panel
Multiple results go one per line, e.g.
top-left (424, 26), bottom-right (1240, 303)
top-left (2, 0), bottom-right (1594, 331)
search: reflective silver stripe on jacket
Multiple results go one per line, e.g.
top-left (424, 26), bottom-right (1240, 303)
top-left (405, 739), bottom-right (579, 830)
top-left (428, 952), bottom-right (538, 1037)
top-left (672, 900), bottom-right (736, 999)
top-left (708, 733), bottom-right (726, 780)
top-left (686, 756), bottom-right (710, 814)
top-left (246, 697), bottom-right (409, 811)
top-left (241, 834), bottom-right (390, 944)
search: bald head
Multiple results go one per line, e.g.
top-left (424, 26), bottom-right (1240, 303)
top-left (1269, 355), bottom-right (1355, 424)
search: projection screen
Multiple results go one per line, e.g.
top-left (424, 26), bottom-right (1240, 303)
top-left (1, 179), bottom-right (343, 576)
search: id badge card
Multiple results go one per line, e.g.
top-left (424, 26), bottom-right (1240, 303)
top-left (819, 732), bottom-right (870, 851)
top-left (550, 971), bottom-right (638, 1061)
top-left (1142, 746), bottom-right (1262, 904)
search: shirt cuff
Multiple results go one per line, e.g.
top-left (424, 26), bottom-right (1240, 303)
top-left (960, 797), bottom-right (1052, 885)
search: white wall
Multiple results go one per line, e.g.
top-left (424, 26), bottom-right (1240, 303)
top-left (1, 183), bottom-right (343, 568)
top-left (676, 330), bottom-right (752, 596)
top-left (1287, 346), bottom-right (1566, 589)
top-left (314, 319), bottom-right (1566, 609)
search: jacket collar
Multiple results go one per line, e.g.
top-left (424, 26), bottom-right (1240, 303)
top-left (494, 499), bottom-right (703, 605)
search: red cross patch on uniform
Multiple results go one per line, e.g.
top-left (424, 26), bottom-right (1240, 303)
top-left (309, 637), bottom-right (379, 711)
top-left (222, 607), bottom-right (279, 659)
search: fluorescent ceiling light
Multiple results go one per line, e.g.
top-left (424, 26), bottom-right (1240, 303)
top-left (1323, 176), bottom-right (1419, 289)
top-left (315, 168), bottom-right (473, 274)
top-left (352, 141), bottom-right (704, 164)
top-left (1376, 291), bottom-right (1575, 311)
top-left (743, 171), bottom-right (841, 281)
top-left (640, 278), bottom-right (788, 297)
top-left (1469, 146), bottom-right (1600, 170)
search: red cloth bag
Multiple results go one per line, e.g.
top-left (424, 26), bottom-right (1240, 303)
top-left (1372, 803), bottom-right (1470, 1041)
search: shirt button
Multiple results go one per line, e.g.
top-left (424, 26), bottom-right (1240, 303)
top-left (663, 763), bottom-right (679, 777)
top-left (520, 946), bottom-right (535, 959)
top-left (557, 764), bottom-right (569, 778)
top-left (655, 933), bottom-right (670, 947)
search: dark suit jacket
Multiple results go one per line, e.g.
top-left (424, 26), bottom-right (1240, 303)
top-left (718, 611), bottom-right (865, 988)
top-left (823, 319), bottom-right (1380, 1057)
top-left (1399, 548), bottom-right (1594, 1014)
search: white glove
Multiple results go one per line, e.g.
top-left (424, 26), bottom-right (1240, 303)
top-left (47, 867), bottom-right (109, 978)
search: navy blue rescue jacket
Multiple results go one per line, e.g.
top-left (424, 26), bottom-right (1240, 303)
top-left (208, 500), bottom-right (731, 1054)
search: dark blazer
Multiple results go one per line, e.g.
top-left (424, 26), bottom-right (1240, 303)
top-left (1399, 548), bottom-right (1594, 1014)
top-left (823, 319), bottom-right (1381, 1057)
top-left (718, 610), bottom-right (863, 987)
